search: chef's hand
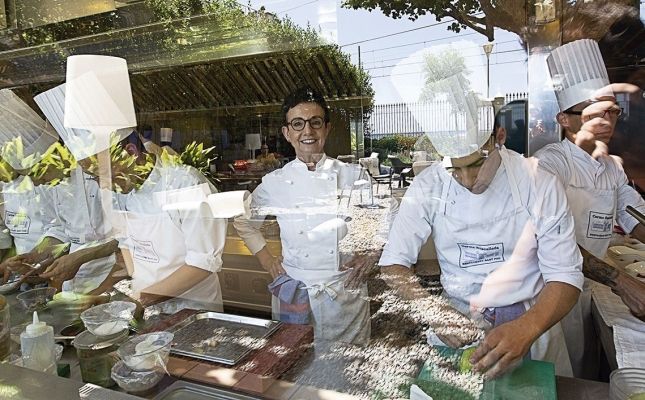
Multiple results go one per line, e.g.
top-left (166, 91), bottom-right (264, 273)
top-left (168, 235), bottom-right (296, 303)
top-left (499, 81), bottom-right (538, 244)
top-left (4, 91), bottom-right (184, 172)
top-left (613, 272), bottom-right (645, 321)
top-left (255, 247), bottom-right (285, 279)
top-left (470, 318), bottom-right (537, 380)
top-left (40, 252), bottom-right (84, 283)
top-left (341, 250), bottom-right (381, 289)
top-left (1, 253), bottom-right (54, 283)
top-left (574, 100), bottom-right (619, 158)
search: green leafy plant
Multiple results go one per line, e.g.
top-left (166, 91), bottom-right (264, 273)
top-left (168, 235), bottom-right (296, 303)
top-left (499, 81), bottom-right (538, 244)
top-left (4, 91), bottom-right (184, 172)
top-left (179, 141), bottom-right (217, 179)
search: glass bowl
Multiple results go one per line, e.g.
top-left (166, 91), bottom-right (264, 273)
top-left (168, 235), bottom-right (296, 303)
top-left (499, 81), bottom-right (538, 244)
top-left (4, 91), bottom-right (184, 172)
top-left (610, 368), bottom-right (645, 400)
top-left (111, 360), bottom-right (164, 393)
top-left (16, 287), bottom-right (57, 311)
top-left (117, 331), bottom-right (174, 371)
top-left (80, 301), bottom-right (136, 337)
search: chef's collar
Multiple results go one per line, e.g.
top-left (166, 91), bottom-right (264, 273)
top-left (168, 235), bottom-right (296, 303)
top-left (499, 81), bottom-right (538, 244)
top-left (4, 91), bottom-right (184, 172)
top-left (563, 138), bottom-right (604, 172)
top-left (293, 153), bottom-right (328, 171)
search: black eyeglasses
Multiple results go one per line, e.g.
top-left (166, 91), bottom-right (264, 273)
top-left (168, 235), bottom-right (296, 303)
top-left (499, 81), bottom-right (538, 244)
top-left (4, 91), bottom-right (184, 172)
top-left (286, 116), bottom-right (325, 131)
top-left (563, 108), bottom-right (622, 118)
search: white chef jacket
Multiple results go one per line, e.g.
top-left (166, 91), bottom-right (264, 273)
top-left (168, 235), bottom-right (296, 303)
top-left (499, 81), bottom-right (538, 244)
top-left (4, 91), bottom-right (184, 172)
top-left (536, 139), bottom-right (645, 236)
top-left (379, 150), bottom-right (584, 309)
top-left (43, 167), bottom-right (115, 293)
top-left (0, 176), bottom-right (53, 254)
top-left (115, 165), bottom-right (226, 311)
top-left (234, 155), bottom-right (362, 281)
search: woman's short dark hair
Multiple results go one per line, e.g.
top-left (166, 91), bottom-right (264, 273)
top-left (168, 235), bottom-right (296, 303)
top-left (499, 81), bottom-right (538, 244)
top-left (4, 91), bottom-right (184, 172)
top-left (281, 86), bottom-right (330, 125)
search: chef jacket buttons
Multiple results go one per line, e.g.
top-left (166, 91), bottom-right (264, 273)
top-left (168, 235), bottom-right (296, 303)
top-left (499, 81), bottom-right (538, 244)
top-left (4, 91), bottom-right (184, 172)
top-left (304, 254), bottom-right (309, 258)
top-left (328, 250), bottom-right (334, 254)
top-left (298, 230), bottom-right (304, 234)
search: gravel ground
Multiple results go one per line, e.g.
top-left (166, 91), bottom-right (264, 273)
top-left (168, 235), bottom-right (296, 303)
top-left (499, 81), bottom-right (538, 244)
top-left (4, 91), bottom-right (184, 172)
top-left (284, 277), bottom-right (485, 399)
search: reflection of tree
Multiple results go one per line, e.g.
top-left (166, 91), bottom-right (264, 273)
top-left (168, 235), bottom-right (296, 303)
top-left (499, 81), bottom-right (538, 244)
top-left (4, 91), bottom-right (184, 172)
top-left (420, 48), bottom-right (472, 103)
top-left (342, 0), bottom-right (636, 43)
top-left (420, 49), bottom-right (478, 132)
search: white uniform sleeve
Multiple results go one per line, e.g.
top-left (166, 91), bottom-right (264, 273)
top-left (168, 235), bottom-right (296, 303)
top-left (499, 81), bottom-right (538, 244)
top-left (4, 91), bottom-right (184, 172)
top-left (0, 202), bottom-right (13, 250)
top-left (41, 184), bottom-right (70, 244)
top-left (535, 144), bottom-right (571, 187)
top-left (613, 163), bottom-right (645, 234)
top-left (232, 181), bottom-right (271, 255)
top-left (531, 168), bottom-right (584, 291)
top-left (378, 168), bottom-right (438, 268)
top-left (178, 211), bottom-right (227, 273)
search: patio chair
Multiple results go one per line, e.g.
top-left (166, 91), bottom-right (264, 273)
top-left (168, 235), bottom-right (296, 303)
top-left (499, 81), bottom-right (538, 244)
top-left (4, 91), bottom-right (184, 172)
top-left (387, 155), bottom-right (413, 187)
top-left (358, 155), bottom-right (392, 195)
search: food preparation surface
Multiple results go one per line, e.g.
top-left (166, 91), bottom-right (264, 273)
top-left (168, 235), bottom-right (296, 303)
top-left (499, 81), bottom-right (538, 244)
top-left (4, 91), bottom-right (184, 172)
top-left (168, 312), bottom-right (281, 365)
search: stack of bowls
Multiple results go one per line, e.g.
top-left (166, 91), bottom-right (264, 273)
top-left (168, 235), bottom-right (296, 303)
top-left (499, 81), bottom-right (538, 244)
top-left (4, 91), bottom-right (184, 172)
top-left (112, 331), bottom-right (174, 393)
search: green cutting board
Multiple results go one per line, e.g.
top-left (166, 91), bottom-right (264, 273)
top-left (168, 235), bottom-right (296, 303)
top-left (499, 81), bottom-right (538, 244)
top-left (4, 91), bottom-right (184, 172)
top-left (416, 346), bottom-right (557, 400)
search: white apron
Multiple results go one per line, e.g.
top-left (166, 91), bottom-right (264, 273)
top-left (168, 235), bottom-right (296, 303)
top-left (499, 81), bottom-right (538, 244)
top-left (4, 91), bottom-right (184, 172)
top-left (264, 165), bottom-right (370, 345)
top-left (59, 169), bottom-right (115, 293)
top-left (1, 176), bottom-right (48, 254)
top-left (560, 143), bottom-right (613, 379)
top-left (125, 210), bottom-right (223, 314)
top-left (431, 149), bottom-right (572, 376)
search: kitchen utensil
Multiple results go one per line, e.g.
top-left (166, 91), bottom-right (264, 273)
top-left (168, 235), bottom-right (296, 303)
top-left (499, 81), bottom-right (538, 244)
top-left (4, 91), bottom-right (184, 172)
top-left (16, 287), bottom-right (57, 311)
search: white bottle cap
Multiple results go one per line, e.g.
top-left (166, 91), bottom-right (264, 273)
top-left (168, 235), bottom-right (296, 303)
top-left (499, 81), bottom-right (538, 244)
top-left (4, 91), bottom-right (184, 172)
top-left (26, 311), bottom-right (48, 336)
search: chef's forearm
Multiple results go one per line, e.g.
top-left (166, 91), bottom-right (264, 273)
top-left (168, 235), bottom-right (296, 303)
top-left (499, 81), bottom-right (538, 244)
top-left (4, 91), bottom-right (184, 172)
top-left (630, 223), bottom-right (645, 244)
top-left (74, 239), bottom-right (119, 265)
top-left (255, 246), bottom-right (275, 269)
top-left (516, 281), bottom-right (580, 342)
top-left (380, 264), bottom-right (430, 301)
top-left (139, 264), bottom-right (211, 306)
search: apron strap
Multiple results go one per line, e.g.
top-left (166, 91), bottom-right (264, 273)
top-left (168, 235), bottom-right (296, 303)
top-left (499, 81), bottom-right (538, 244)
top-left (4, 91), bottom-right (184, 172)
top-left (499, 149), bottom-right (523, 210)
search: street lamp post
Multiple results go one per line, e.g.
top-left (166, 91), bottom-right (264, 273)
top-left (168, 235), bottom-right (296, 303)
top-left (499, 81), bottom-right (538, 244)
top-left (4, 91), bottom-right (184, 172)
top-left (483, 42), bottom-right (494, 98)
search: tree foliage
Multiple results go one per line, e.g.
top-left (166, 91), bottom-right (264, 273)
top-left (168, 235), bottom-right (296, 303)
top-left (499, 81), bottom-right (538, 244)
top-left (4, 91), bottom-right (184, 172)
top-left (342, 0), bottom-right (637, 43)
top-left (420, 47), bottom-right (473, 104)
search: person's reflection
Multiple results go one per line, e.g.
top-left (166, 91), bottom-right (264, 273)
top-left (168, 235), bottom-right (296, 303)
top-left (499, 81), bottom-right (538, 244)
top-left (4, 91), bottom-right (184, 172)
top-left (234, 86), bottom-right (373, 344)
top-left (113, 146), bottom-right (226, 314)
top-left (0, 143), bottom-right (70, 283)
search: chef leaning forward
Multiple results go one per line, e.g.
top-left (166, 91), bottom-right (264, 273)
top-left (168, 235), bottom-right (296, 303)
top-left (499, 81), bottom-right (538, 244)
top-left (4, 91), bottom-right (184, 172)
top-left (112, 159), bottom-right (226, 314)
top-left (234, 86), bottom-right (379, 345)
top-left (535, 39), bottom-right (645, 379)
top-left (379, 94), bottom-right (585, 379)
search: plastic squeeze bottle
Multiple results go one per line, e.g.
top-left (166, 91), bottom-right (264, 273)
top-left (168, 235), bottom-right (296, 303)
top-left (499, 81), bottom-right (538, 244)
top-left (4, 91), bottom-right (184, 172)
top-left (20, 311), bottom-right (56, 374)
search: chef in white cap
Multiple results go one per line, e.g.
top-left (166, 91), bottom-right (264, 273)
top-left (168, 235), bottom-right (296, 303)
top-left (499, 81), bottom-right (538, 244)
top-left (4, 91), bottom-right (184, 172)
top-left (379, 94), bottom-right (584, 378)
top-left (535, 39), bottom-right (645, 378)
top-left (234, 86), bottom-right (383, 345)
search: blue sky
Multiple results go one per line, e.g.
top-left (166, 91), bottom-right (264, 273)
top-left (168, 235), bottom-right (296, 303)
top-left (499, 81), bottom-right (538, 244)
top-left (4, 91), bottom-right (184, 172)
top-left (249, 0), bottom-right (530, 104)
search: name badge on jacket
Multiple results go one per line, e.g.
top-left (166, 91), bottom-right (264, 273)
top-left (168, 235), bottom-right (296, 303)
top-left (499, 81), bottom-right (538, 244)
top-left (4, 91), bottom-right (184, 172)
top-left (586, 211), bottom-right (613, 239)
top-left (131, 238), bottom-right (161, 263)
top-left (5, 211), bottom-right (30, 234)
top-left (458, 243), bottom-right (505, 268)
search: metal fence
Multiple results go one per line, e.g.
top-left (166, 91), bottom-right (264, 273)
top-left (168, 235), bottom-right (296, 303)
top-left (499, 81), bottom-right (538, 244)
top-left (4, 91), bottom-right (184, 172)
top-left (367, 93), bottom-right (528, 139)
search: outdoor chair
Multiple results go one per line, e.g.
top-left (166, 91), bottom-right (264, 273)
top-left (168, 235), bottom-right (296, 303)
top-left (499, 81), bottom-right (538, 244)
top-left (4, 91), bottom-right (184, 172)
top-left (358, 154), bottom-right (392, 195)
top-left (387, 155), bottom-right (413, 187)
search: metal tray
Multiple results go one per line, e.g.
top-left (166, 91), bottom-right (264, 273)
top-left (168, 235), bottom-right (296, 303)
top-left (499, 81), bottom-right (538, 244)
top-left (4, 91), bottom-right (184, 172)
top-left (168, 312), bottom-right (281, 365)
top-left (153, 381), bottom-right (262, 400)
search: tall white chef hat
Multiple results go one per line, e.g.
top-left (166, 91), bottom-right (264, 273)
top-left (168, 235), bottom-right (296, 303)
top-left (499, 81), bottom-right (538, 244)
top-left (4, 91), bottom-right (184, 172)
top-left (0, 89), bottom-right (59, 170)
top-left (424, 75), bottom-right (492, 159)
top-left (546, 39), bottom-right (611, 112)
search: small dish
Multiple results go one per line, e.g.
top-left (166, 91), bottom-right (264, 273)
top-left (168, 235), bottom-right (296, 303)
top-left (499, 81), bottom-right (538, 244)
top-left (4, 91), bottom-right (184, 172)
top-left (16, 287), bottom-right (57, 311)
top-left (117, 331), bottom-right (173, 371)
top-left (80, 301), bottom-right (136, 337)
top-left (111, 360), bottom-right (164, 393)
